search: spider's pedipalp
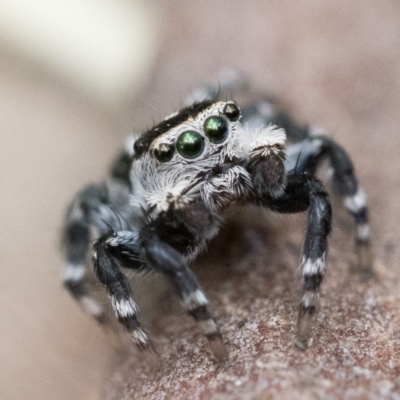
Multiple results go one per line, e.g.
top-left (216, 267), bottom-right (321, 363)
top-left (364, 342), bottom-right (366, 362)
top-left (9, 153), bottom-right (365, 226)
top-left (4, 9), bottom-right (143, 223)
top-left (239, 125), bottom-right (287, 199)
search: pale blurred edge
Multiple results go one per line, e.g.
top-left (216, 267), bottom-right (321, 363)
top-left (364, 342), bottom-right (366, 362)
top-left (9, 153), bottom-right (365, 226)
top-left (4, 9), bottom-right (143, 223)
top-left (0, 0), bottom-right (159, 108)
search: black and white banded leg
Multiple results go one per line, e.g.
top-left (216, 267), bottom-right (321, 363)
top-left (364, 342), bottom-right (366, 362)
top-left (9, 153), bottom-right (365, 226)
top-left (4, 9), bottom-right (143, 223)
top-left (63, 189), bottom-right (108, 323)
top-left (287, 135), bottom-right (372, 274)
top-left (92, 230), bottom-right (153, 353)
top-left (343, 186), bottom-right (371, 275)
top-left (267, 174), bottom-right (332, 349)
top-left (62, 184), bottom-right (132, 323)
top-left (63, 218), bottom-right (106, 323)
top-left (138, 224), bottom-right (228, 362)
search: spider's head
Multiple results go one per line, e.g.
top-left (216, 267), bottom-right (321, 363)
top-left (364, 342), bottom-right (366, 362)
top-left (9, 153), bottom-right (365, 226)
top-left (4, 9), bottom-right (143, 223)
top-left (134, 100), bottom-right (241, 164)
top-left (133, 101), bottom-right (243, 200)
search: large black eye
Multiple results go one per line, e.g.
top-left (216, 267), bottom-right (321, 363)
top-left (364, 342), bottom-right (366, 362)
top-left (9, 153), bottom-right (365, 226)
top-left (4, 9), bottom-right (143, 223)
top-left (176, 131), bottom-right (205, 159)
top-left (204, 116), bottom-right (228, 143)
top-left (154, 143), bottom-right (174, 162)
top-left (223, 102), bottom-right (240, 121)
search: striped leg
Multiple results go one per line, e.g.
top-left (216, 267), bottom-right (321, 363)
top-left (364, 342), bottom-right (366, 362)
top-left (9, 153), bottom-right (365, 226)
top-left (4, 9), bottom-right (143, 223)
top-left (183, 290), bottom-right (227, 361)
top-left (287, 135), bottom-right (372, 274)
top-left (62, 183), bottom-right (133, 323)
top-left (268, 174), bottom-right (332, 349)
top-left (63, 199), bottom-right (106, 323)
top-left (324, 138), bottom-right (372, 274)
top-left (344, 187), bottom-right (372, 275)
top-left (92, 231), bottom-right (153, 353)
top-left (138, 226), bottom-right (228, 362)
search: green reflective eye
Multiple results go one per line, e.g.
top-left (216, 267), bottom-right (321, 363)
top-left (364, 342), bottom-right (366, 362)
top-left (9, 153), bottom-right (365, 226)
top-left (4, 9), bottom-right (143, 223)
top-left (204, 116), bottom-right (228, 143)
top-left (176, 131), bottom-right (205, 159)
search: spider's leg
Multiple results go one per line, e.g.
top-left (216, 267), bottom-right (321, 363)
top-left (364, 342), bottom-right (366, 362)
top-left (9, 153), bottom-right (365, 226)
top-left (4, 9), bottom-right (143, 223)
top-left (62, 183), bottom-right (131, 323)
top-left (63, 217), bottom-right (105, 320)
top-left (138, 214), bottom-right (228, 362)
top-left (92, 230), bottom-right (154, 354)
top-left (266, 174), bottom-right (332, 350)
top-left (286, 134), bottom-right (372, 274)
top-left (63, 187), bottom-right (104, 322)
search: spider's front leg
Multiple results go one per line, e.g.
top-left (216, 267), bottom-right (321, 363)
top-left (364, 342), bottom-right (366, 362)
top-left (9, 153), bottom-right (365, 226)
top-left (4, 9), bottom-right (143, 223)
top-left (137, 209), bottom-right (229, 362)
top-left (94, 204), bottom-right (228, 361)
top-left (62, 184), bottom-right (130, 324)
top-left (92, 230), bottom-right (155, 354)
top-left (264, 174), bottom-right (332, 349)
top-left (245, 127), bottom-right (332, 347)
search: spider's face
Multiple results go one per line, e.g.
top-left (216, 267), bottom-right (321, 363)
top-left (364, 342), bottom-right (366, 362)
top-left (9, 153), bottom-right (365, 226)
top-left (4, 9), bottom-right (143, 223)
top-left (147, 100), bottom-right (240, 166)
top-left (133, 101), bottom-right (243, 207)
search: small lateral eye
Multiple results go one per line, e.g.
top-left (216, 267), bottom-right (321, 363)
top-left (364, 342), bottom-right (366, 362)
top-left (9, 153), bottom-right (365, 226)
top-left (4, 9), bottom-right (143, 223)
top-left (204, 116), bottom-right (228, 143)
top-left (223, 102), bottom-right (240, 121)
top-left (134, 139), bottom-right (146, 156)
top-left (176, 131), bottom-right (205, 159)
top-left (154, 143), bottom-right (174, 162)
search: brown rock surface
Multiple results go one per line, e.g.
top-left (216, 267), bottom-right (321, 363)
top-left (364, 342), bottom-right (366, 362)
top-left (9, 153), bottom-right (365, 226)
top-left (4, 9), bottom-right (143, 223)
top-left (101, 1), bottom-right (400, 399)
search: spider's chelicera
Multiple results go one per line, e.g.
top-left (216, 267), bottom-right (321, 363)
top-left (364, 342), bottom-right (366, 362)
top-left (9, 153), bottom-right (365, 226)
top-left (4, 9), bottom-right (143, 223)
top-left (62, 76), bottom-right (372, 361)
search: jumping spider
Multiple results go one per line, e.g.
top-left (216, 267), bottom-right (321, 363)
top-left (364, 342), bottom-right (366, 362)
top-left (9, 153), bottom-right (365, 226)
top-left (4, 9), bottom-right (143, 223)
top-left (62, 75), bottom-right (372, 362)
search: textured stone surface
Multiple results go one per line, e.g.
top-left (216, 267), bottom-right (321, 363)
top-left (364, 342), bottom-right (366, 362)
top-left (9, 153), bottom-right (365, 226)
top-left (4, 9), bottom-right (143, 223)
top-left (101, 218), bottom-right (400, 400)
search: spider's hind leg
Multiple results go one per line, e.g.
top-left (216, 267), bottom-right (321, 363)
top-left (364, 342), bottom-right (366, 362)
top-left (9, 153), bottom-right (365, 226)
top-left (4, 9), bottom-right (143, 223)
top-left (286, 133), bottom-right (373, 275)
top-left (63, 188), bottom-right (105, 323)
top-left (62, 183), bottom-right (131, 324)
top-left (63, 183), bottom-right (157, 356)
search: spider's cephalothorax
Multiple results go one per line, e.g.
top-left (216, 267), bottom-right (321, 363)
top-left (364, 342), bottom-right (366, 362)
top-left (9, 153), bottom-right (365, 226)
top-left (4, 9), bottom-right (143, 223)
top-left (62, 75), bottom-right (372, 362)
top-left (134, 100), bottom-right (286, 212)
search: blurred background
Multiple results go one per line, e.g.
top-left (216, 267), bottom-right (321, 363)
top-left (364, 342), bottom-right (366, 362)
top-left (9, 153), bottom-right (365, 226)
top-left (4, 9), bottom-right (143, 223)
top-left (1, 1), bottom-right (400, 399)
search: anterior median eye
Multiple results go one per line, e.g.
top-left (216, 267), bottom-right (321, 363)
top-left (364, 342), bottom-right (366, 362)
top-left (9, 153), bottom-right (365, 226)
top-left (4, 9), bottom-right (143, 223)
top-left (176, 131), bottom-right (205, 159)
top-left (204, 116), bottom-right (228, 143)
top-left (154, 143), bottom-right (174, 162)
